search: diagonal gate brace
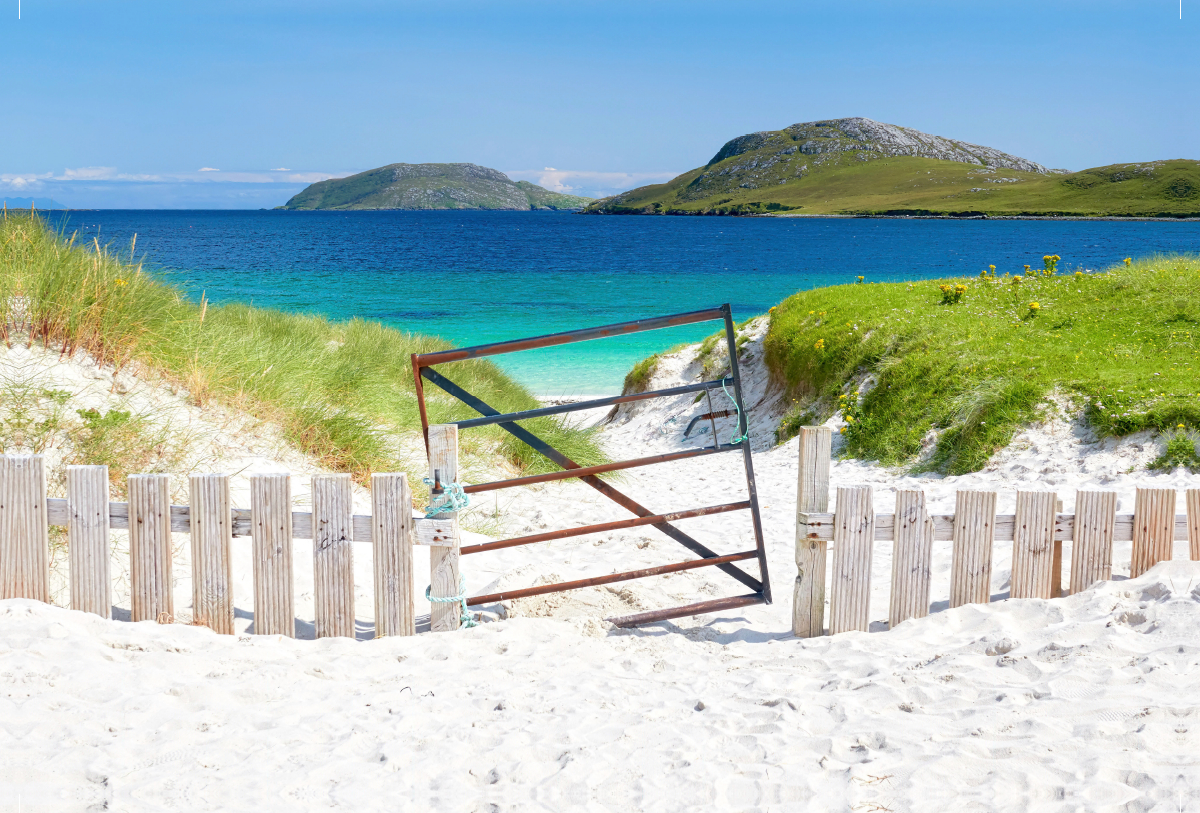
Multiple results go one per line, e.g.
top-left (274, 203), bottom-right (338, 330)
top-left (419, 366), bottom-right (764, 594)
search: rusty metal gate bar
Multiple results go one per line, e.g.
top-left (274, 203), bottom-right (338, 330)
top-left (411, 304), bottom-right (771, 628)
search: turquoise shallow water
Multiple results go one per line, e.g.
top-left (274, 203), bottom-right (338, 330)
top-left (60, 210), bottom-right (1198, 394)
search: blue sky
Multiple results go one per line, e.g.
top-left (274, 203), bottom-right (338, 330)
top-left (1, 0), bottom-right (1195, 208)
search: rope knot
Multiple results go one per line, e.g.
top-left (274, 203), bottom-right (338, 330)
top-left (422, 476), bottom-right (470, 518)
top-left (425, 576), bottom-right (478, 629)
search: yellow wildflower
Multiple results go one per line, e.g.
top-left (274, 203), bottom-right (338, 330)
top-left (115, 278), bottom-right (128, 286)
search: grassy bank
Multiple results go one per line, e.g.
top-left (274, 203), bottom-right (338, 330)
top-left (763, 255), bottom-right (1200, 473)
top-left (587, 156), bottom-right (1200, 218)
top-left (1, 213), bottom-right (603, 486)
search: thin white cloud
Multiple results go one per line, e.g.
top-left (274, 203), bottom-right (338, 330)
top-left (0, 173), bottom-right (50, 190)
top-left (58, 166), bottom-right (118, 180)
top-left (506, 168), bottom-right (680, 197)
top-left (2, 166), bottom-right (348, 186)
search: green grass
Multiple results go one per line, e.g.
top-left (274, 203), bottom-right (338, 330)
top-left (1, 213), bottom-right (604, 487)
top-left (1149, 428), bottom-right (1200, 471)
top-left (587, 154), bottom-right (1200, 218)
top-left (763, 255), bottom-right (1200, 473)
top-left (621, 353), bottom-right (660, 394)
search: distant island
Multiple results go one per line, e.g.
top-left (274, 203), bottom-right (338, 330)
top-left (584, 118), bottom-right (1200, 218)
top-left (2, 197), bottom-right (68, 210)
top-left (280, 163), bottom-right (592, 211)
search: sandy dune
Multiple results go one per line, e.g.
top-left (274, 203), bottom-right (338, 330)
top-left (4, 327), bottom-right (1200, 810)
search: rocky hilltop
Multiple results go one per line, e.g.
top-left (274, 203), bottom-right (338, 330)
top-left (711, 118), bottom-right (1057, 174)
top-left (282, 163), bottom-right (591, 211)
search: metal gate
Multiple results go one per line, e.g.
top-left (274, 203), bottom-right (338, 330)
top-left (411, 305), bottom-right (771, 628)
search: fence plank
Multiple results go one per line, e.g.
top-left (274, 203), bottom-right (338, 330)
top-left (1010, 491), bottom-right (1056, 599)
top-left (128, 474), bottom-right (173, 622)
top-left (1188, 489), bottom-right (1200, 561)
top-left (67, 465), bottom-right (110, 617)
top-left (313, 474), bottom-right (355, 638)
top-left (828, 486), bottom-right (873, 634)
top-left (0, 455), bottom-right (49, 602)
top-left (889, 489), bottom-right (933, 627)
top-left (372, 473), bottom-right (414, 637)
top-left (1070, 490), bottom-right (1117, 593)
top-left (189, 474), bottom-right (234, 634)
top-left (950, 490), bottom-right (997, 608)
top-left (251, 473), bottom-right (294, 637)
top-left (794, 426), bottom-right (831, 638)
top-left (428, 424), bottom-right (464, 632)
top-left (1131, 488), bottom-right (1175, 577)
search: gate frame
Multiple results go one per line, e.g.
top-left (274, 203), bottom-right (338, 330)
top-left (411, 304), bottom-right (771, 627)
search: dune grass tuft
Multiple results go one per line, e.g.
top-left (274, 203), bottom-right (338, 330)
top-left (1, 213), bottom-right (604, 487)
top-left (764, 254), bottom-right (1200, 474)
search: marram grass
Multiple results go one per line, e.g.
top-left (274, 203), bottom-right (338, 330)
top-left (1, 213), bottom-right (604, 487)
top-left (765, 254), bottom-right (1200, 473)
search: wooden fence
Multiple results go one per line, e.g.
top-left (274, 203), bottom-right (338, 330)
top-left (792, 425), bottom-right (1200, 637)
top-left (0, 425), bottom-right (464, 638)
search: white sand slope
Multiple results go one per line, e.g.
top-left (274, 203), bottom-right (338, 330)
top-left (5, 326), bottom-right (1200, 809)
top-left (5, 561), bottom-right (1200, 811)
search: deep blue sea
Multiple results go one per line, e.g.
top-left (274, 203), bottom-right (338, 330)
top-left (51, 210), bottom-right (1199, 394)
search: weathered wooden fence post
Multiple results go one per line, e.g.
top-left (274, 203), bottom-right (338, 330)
top-left (372, 472), bottom-right (414, 637)
top-left (251, 473), bottom-right (294, 636)
top-left (0, 455), bottom-right (49, 602)
top-left (1131, 487), bottom-right (1175, 578)
top-left (190, 473), bottom-right (234, 634)
top-left (793, 426), bottom-right (831, 637)
top-left (950, 490), bottom-right (997, 608)
top-left (67, 465), bottom-right (110, 616)
top-left (427, 424), bottom-right (463, 632)
top-left (313, 473), bottom-right (355, 638)
top-left (1070, 490), bottom-right (1117, 593)
top-left (1051, 498), bottom-right (1065, 597)
top-left (889, 489), bottom-right (933, 627)
top-left (1187, 488), bottom-right (1200, 562)
top-left (828, 485), bottom-right (873, 634)
top-left (128, 473), bottom-right (173, 622)
top-left (1010, 490), bottom-right (1057, 599)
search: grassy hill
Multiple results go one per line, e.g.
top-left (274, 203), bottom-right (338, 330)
top-left (282, 163), bottom-right (591, 211)
top-left (585, 118), bottom-right (1200, 217)
top-left (762, 256), bottom-right (1200, 473)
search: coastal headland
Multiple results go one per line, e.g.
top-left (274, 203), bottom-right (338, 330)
top-left (584, 117), bottom-right (1200, 218)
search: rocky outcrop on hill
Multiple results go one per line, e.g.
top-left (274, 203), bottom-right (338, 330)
top-left (709, 118), bottom-right (1057, 174)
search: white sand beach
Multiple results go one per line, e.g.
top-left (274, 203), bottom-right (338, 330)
top-left (4, 323), bottom-right (1200, 811)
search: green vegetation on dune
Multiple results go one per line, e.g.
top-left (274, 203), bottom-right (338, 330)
top-left (763, 255), bottom-right (1200, 473)
top-left (1, 214), bottom-right (603, 488)
top-left (282, 163), bottom-right (591, 211)
top-left (585, 117), bottom-right (1200, 218)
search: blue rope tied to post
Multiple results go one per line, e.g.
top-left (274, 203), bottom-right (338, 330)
top-left (422, 477), bottom-right (470, 518)
top-left (720, 379), bottom-right (749, 445)
top-left (425, 576), bottom-right (478, 628)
